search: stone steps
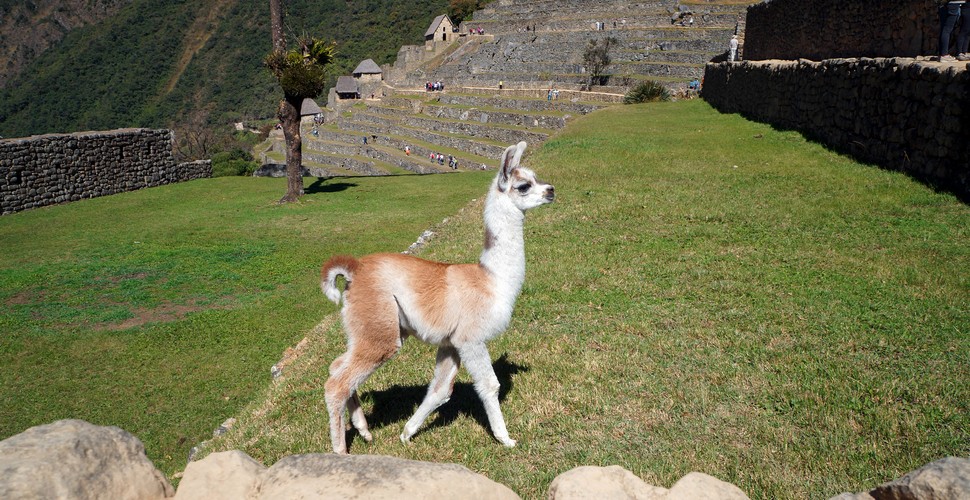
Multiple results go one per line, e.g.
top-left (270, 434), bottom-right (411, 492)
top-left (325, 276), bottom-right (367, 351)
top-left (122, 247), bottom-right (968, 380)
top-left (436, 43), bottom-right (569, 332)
top-left (471, 0), bottom-right (748, 20)
top-left (468, 12), bottom-right (740, 33)
top-left (292, 0), bottom-right (746, 179)
top-left (312, 125), bottom-right (496, 171)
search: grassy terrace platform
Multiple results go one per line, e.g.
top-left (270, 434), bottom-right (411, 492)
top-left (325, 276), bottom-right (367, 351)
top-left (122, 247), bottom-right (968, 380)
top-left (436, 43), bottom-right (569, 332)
top-left (6, 100), bottom-right (964, 496)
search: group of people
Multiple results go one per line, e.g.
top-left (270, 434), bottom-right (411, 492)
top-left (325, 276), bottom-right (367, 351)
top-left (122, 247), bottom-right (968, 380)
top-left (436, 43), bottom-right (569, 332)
top-left (546, 88), bottom-right (560, 100)
top-left (469, 27), bottom-right (485, 35)
top-left (429, 152), bottom-right (459, 169)
top-left (425, 81), bottom-right (445, 92)
top-left (939, 0), bottom-right (970, 61)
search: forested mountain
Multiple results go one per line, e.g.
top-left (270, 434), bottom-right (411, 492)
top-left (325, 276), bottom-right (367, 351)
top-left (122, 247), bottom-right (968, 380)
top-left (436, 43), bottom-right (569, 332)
top-left (0, 0), bottom-right (449, 138)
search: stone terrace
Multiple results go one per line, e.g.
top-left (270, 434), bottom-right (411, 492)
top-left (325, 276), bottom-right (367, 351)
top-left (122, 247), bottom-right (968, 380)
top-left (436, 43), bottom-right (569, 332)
top-left (264, 0), bottom-right (751, 178)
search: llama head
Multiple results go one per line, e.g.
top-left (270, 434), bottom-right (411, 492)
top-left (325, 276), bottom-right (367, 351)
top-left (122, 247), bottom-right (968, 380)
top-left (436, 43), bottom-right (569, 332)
top-left (495, 141), bottom-right (555, 211)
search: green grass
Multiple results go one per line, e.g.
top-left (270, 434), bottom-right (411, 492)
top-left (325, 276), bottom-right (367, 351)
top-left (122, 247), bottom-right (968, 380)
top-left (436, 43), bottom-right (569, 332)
top-left (2, 100), bottom-right (967, 498)
top-left (203, 101), bottom-right (968, 498)
top-left (0, 172), bottom-right (492, 476)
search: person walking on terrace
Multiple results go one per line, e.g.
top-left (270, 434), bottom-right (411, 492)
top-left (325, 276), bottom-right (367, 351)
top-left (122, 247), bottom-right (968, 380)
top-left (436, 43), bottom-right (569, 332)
top-left (939, 1), bottom-right (970, 61)
top-left (729, 35), bottom-right (739, 62)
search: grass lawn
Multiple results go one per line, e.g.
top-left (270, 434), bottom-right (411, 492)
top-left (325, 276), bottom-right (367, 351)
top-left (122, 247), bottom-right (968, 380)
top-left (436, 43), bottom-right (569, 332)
top-left (0, 171), bottom-right (492, 475)
top-left (2, 99), bottom-right (967, 498)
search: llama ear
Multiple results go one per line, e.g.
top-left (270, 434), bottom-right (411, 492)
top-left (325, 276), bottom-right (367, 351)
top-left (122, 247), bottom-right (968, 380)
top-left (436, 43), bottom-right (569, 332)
top-left (498, 141), bottom-right (527, 191)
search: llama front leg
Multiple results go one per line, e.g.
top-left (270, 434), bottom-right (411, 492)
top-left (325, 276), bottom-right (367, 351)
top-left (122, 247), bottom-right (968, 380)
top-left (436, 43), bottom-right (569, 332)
top-left (401, 345), bottom-right (461, 443)
top-left (458, 342), bottom-right (516, 447)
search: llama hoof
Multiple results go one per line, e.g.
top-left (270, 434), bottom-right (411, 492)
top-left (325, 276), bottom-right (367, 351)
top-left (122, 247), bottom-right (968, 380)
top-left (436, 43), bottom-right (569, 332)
top-left (399, 432), bottom-right (412, 444)
top-left (497, 436), bottom-right (516, 447)
top-left (360, 430), bottom-right (373, 442)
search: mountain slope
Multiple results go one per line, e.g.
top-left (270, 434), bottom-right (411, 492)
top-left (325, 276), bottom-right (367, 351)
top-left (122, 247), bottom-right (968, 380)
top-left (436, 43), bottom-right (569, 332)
top-left (0, 0), bottom-right (449, 138)
top-left (0, 0), bottom-right (132, 89)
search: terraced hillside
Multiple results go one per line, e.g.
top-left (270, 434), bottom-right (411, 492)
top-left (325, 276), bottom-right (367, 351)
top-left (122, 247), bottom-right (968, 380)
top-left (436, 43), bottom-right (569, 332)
top-left (262, 0), bottom-right (751, 177)
top-left (400, 0), bottom-right (749, 91)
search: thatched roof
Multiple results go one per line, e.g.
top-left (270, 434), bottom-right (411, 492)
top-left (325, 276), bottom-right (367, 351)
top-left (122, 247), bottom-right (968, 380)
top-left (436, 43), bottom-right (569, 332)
top-left (300, 98), bottom-right (322, 116)
top-left (424, 14), bottom-right (453, 37)
top-left (352, 58), bottom-right (382, 75)
top-left (335, 76), bottom-right (359, 94)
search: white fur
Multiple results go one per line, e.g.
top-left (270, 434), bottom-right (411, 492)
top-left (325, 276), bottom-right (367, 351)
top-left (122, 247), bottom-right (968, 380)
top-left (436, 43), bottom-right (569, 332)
top-left (319, 141), bottom-right (554, 453)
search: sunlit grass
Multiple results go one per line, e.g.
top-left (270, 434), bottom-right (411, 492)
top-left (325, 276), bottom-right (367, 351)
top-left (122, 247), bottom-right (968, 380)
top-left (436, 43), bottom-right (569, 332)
top-left (206, 100), bottom-right (968, 498)
top-left (2, 100), bottom-right (967, 499)
top-left (0, 172), bottom-right (492, 475)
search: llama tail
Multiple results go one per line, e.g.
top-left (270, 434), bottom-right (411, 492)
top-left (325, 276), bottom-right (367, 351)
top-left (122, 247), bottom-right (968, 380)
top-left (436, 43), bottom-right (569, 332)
top-left (321, 256), bottom-right (359, 304)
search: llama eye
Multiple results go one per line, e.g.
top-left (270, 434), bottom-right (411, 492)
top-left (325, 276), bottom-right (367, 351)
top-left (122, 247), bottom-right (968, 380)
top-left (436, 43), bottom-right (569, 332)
top-left (515, 183), bottom-right (531, 193)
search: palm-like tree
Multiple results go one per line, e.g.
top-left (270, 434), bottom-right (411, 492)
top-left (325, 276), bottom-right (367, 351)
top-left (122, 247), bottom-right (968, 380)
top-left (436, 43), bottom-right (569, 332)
top-left (267, 0), bottom-right (336, 203)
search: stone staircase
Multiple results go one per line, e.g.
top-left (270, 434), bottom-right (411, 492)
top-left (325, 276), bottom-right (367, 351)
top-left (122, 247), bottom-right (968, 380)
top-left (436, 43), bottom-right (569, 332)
top-left (259, 0), bottom-right (749, 178)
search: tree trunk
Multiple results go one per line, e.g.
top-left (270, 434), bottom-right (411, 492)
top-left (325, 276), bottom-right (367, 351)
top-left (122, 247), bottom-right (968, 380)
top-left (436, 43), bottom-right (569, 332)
top-left (270, 0), bottom-right (285, 52)
top-left (278, 95), bottom-right (303, 204)
top-left (270, 0), bottom-right (303, 204)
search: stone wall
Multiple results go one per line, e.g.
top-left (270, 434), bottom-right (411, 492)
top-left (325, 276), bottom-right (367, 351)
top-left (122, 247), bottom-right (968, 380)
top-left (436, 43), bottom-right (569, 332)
top-left (702, 58), bottom-right (970, 199)
top-left (0, 128), bottom-right (211, 215)
top-left (743, 0), bottom-right (938, 61)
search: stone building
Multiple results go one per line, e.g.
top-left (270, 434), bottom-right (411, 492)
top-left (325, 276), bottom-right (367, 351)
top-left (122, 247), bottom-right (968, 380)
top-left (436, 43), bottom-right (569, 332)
top-left (334, 76), bottom-right (360, 100)
top-left (425, 14), bottom-right (457, 48)
top-left (300, 98), bottom-right (323, 123)
top-left (352, 59), bottom-right (383, 83)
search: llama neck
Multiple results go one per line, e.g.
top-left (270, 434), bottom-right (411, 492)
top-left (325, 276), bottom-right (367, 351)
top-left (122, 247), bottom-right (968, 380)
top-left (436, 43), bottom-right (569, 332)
top-left (479, 190), bottom-right (526, 293)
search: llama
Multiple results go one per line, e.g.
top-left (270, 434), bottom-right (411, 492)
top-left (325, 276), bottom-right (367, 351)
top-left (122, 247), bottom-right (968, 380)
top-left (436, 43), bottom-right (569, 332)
top-left (319, 141), bottom-right (554, 453)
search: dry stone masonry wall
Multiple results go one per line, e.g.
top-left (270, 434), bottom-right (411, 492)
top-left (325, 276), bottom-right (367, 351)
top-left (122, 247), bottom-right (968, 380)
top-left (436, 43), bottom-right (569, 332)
top-left (743, 0), bottom-right (938, 61)
top-left (0, 128), bottom-right (210, 215)
top-left (702, 58), bottom-right (970, 198)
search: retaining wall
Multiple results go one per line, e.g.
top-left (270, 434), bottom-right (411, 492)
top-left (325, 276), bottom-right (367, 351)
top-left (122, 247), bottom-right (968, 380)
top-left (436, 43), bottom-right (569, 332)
top-left (702, 58), bottom-right (970, 199)
top-left (743, 0), bottom-right (938, 61)
top-left (0, 128), bottom-right (211, 215)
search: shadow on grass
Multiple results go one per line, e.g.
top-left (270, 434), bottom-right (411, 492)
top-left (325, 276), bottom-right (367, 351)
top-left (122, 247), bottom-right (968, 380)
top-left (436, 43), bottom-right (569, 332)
top-left (305, 177), bottom-right (358, 194)
top-left (345, 354), bottom-right (529, 448)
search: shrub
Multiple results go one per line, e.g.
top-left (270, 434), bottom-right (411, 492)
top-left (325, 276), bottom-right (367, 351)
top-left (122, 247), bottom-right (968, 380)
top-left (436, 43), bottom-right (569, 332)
top-left (211, 149), bottom-right (259, 177)
top-left (624, 81), bottom-right (672, 104)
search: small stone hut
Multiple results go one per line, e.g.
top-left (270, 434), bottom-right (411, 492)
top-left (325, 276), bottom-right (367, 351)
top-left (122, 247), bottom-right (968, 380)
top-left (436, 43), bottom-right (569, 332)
top-left (335, 76), bottom-right (360, 100)
top-left (425, 14), bottom-right (457, 45)
top-left (352, 59), bottom-right (383, 83)
top-left (300, 98), bottom-right (323, 122)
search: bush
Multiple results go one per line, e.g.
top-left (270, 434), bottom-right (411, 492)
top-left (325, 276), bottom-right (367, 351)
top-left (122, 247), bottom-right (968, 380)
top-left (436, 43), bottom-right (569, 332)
top-left (211, 149), bottom-right (259, 177)
top-left (624, 81), bottom-right (672, 104)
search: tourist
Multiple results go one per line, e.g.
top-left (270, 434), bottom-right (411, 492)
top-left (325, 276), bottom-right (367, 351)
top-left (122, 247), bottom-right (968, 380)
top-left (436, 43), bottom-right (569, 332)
top-left (499, 80), bottom-right (504, 90)
top-left (405, 146), bottom-right (411, 156)
top-left (938, 1), bottom-right (969, 62)
top-left (729, 35), bottom-right (739, 62)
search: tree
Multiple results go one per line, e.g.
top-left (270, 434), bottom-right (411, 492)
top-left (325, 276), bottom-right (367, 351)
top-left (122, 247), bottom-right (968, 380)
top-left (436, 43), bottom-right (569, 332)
top-left (448, 0), bottom-right (479, 25)
top-left (266, 0), bottom-right (336, 203)
top-left (583, 36), bottom-right (617, 88)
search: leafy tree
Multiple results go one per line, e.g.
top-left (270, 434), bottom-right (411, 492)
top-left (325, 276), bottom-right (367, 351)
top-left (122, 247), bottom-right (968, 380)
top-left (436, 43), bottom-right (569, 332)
top-left (266, 0), bottom-right (336, 203)
top-left (448, 0), bottom-right (479, 24)
top-left (583, 36), bottom-right (617, 88)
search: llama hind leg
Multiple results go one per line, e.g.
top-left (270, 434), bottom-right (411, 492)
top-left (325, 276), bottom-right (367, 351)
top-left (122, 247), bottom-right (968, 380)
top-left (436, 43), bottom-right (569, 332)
top-left (332, 355), bottom-right (372, 441)
top-left (325, 353), bottom-right (381, 453)
top-left (458, 342), bottom-right (515, 447)
top-left (347, 391), bottom-right (372, 442)
top-left (401, 345), bottom-right (460, 443)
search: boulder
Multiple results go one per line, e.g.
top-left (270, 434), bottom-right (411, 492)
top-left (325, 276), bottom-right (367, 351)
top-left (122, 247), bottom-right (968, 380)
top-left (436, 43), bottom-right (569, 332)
top-left (0, 419), bottom-right (174, 499)
top-left (665, 472), bottom-right (750, 500)
top-left (174, 450), bottom-right (263, 500)
top-left (255, 453), bottom-right (520, 499)
top-left (547, 465), bottom-right (667, 499)
top-left (831, 456), bottom-right (970, 500)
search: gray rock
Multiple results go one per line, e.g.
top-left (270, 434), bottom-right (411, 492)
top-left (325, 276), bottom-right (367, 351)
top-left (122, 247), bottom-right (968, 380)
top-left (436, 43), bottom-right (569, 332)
top-left (665, 472), bottom-right (751, 500)
top-left (0, 419), bottom-right (174, 499)
top-left (175, 450), bottom-right (263, 500)
top-left (868, 456), bottom-right (970, 500)
top-left (257, 453), bottom-right (520, 499)
top-left (547, 465), bottom-right (667, 499)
